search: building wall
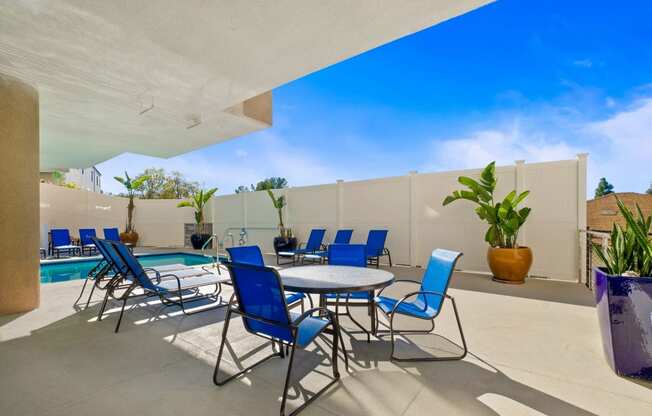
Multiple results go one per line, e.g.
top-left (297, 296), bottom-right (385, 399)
top-left (211, 158), bottom-right (587, 282)
top-left (39, 183), bottom-right (199, 248)
top-left (587, 192), bottom-right (652, 232)
top-left (40, 167), bottom-right (102, 193)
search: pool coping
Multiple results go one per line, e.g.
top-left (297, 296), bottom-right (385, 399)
top-left (40, 251), bottom-right (215, 266)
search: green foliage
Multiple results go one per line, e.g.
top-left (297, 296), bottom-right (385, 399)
top-left (251, 177), bottom-right (288, 191)
top-left (135, 168), bottom-right (199, 199)
top-left (177, 188), bottom-right (218, 232)
top-left (114, 171), bottom-right (151, 232)
top-left (234, 185), bottom-right (251, 194)
top-left (594, 177), bottom-right (615, 198)
top-left (442, 161), bottom-right (531, 248)
top-left (51, 170), bottom-right (66, 186)
top-left (646, 182), bottom-right (652, 195)
top-left (593, 198), bottom-right (652, 276)
top-left (266, 189), bottom-right (287, 229)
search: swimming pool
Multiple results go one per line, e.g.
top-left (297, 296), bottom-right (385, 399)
top-left (40, 252), bottom-right (218, 283)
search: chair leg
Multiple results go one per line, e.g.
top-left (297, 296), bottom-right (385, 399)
top-left (84, 281), bottom-right (98, 309)
top-left (280, 343), bottom-right (297, 416)
top-left (385, 298), bottom-right (467, 362)
top-left (114, 297), bottom-right (129, 333)
top-left (385, 249), bottom-right (392, 267)
top-left (73, 278), bottom-right (90, 306)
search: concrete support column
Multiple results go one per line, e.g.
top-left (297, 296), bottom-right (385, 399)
top-left (408, 171), bottom-right (419, 267)
top-left (0, 74), bottom-right (40, 315)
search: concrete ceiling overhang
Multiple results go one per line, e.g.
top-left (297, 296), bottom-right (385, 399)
top-left (0, 0), bottom-right (492, 170)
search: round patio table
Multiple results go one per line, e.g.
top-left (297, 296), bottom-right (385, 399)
top-left (279, 265), bottom-right (394, 368)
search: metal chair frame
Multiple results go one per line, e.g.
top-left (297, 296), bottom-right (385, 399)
top-left (214, 263), bottom-right (342, 416)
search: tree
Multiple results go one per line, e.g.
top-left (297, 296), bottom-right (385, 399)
top-left (114, 171), bottom-right (150, 233)
top-left (595, 177), bottom-right (615, 198)
top-left (646, 182), bottom-right (652, 195)
top-left (160, 170), bottom-right (200, 199)
top-left (133, 168), bottom-right (200, 199)
top-left (252, 177), bottom-right (288, 191)
top-left (234, 185), bottom-right (251, 194)
top-left (138, 168), bottom-right (166, 199)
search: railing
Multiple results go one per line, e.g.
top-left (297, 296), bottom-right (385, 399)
top-left (201, 234), bottom-right (220, 271)
top-left (581, 229), bottom-right (611, 291)
top-left (217, 226), bottom-right (278, 250)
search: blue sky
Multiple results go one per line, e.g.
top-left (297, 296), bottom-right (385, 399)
top-left (99, 0), bottom-right (652, 197)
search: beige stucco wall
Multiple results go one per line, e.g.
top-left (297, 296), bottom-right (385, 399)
top-left (211, 158), bottom-right (586, 282)
top-left (0, 75), bottom-right (40, 314)
top-left (40, 184), bottom-right (202, 248)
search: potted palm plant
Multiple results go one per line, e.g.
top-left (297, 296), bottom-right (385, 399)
top-left (443, 161), bottom-right (532, 284)
top-left (114, 171), bottom-right (150, 245)
top-left (267, 189), bottom-right (297, 253)
top-left (593, 198), bottom-right (652, 380)
top-left (177, 188), bottom-right (217, 249)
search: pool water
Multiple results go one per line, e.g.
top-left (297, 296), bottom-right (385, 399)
top-left (40, 253), bottom-right (218, 283)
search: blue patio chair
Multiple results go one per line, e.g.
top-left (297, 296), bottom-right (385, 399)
top-left (79, 228), bottom-right (98, 256)
top-left (323, 244), bottom-right (375, 342)
top-left (302, 229), bottom-right (355, 264)
top-left (50, 228), bottom-right (81, 258)
top-left (366, 229), bottom-right (392, 268)
top-left (374, 249), bottom-right (466, 361)
top-left (98, 240), bottom-right (229, 332)
top-left (334, 229), bottom-right (354, 244)
top-left (214, 261), bottom-right (341, 416)
top-left (226, 245), bottom-right (312, 311)
top-left (103, 227), bottom-right (121, 242)
top-left (276, 228), bottom-right (326, 266)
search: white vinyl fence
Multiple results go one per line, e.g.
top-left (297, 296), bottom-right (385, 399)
top-left (212, 156), bottom-right (588, 282)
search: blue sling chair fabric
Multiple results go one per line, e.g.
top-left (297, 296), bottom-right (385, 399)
top-left (365, 229), bottom-right (392, 268)
top-left (213, 261), bottom-right (341, 416)
top-left (96, 239), bottom-right (229, 332)
top-left (79, 228), bottom-right (98, 256)
top-left (333, 229), bottom-right (353, 244)
top-left (323, 244), bottom-right (376, 343)
top-left (103, 227), bottom-right (121, 242)
top-left (276, 228), bottom-right (326, 266)
top-left (50, 228), bottom-right (80, 258)
top-left (226, 245), bottom-right (310, 310)
top-left (374, 248), bottom-right (468, 361)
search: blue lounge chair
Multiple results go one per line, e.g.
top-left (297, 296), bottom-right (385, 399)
top-left (366, 230), bottom-right (392, 268)
top-left (226, 245), bottom-right (312, 311)
top-left (213, 261), bottom-right (341, 416)
top-left (276, 228), bottom-right (326, 266)
top-left (374, 249), bottom-right (466, 361)
top-left (50, 229), bottom-right (80, 258)
top-left (73, 237), bottom-right (194, 310)
top-left (99, 239), bottom-right (230, 332)
top-left (324, 244), bottom-right (375, 342)
top-left (79, 228), bottom-right (98, 256)
top-left (103, 227), bottom-right (121, 242)
top-left (334, 229), bottom-right (353, 244)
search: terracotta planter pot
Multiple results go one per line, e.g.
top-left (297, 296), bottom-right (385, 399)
top-left (487, 246), bottom-right (533, 284)
top-left (120, 230), bottom-right (139, 246)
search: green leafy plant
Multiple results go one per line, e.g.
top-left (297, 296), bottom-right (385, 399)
top-left (593, 198), bottom-right (652, 276)
top-left (114, 171), bottom-right (150, 233)
top-left (267, 189), bottom-right (287, 233)
top-left (442, 161), bottom-right (531, 248)
top-left (177, 188), bottom-right (218, 234)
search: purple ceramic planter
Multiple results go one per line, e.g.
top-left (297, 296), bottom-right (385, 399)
top-left (594, 268), bottom-right (652, 380)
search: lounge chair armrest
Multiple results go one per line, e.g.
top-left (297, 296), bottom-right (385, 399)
top-left (376, 279), bottom-right (421, 297)
top-left (157, 273), bottom-right (182, 291)
top-left (292, 307), bottom-right (333, 326)
top-left (390, 290), bottom-right (452, 316)
top-left (143, 267), bottom-right (162, 283)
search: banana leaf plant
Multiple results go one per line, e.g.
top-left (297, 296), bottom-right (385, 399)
top-left (267, 189), bottom-right (287, 235)
top-left (592, 198), bottom-right (652, 277)
top-left (177, 188), bottom-right (218, 234)
top-left (442, 161), bottom-right (531, 248)
top-left (114, 171), bottom-right (150, 233)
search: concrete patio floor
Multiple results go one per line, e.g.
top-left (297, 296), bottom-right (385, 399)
top-left (1, 258), bottom-right (650, 415)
